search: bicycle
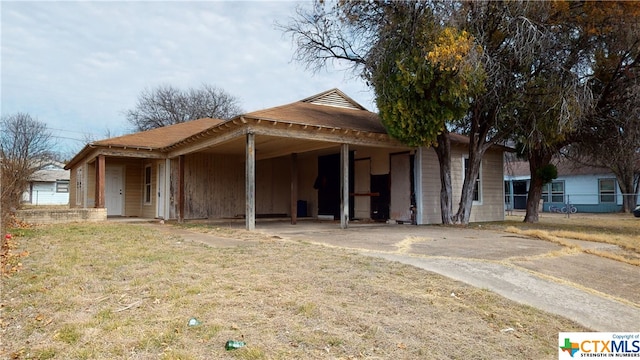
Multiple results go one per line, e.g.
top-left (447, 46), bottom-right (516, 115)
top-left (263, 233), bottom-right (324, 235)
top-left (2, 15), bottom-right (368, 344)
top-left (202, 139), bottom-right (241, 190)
top-left (548, 204), bottom-right (578, 214)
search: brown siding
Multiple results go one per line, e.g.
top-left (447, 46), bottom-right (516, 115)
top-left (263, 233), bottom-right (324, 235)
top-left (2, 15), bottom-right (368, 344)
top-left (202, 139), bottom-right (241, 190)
top-left (183, 153), bottom-right (245, 219)
top-left (124, 160), bottom-right (144, 218)
top-left (256, 157), bottom-right (291, 215)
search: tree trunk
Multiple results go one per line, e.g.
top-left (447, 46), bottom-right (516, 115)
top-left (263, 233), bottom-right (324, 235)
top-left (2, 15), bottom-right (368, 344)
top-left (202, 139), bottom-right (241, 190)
top-left (434, 132), bottom-right (453, 224)
top-left (454, 149), bottom-right (483, 224)
top-left (612, 165), bottom-right (638, 213)
top-left (523, 151), bottom-right (553, 223)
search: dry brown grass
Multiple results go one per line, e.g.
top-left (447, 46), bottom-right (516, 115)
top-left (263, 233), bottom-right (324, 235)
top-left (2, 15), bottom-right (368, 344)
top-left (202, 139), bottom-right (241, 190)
top-left (1, 223), bottom-right (587, 359)
top-left (499, 213), bottom-right (640, 266)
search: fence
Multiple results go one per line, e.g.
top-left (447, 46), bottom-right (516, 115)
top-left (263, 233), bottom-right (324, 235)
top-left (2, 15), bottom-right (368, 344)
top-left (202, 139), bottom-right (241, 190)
top-left (504, 193), bottom-right (640, 215)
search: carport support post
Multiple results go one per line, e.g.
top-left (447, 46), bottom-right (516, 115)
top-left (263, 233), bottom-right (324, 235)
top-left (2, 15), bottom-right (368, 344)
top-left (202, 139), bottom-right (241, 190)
top-left (95, 155), bottom-right (105, 209)
top-left (178, 155), bottom-right (185, 223)
top-left (340, 143), bottom-right (349, 229)
top-left (246, 132), bottom-right (256, 231)
top-left (290, 153), bottom-right (298, 225)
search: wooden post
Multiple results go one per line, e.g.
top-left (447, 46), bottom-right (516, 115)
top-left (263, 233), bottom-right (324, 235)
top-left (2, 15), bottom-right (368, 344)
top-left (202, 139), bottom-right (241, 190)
top-left (178, 155), bottom-right (185, 223)
top-left (95, 155), bottom-right (105, 208)
top-left (290, 153), bottom-right (298, 225)
top-left (246, 133), bottom-right (256, 231)
top-left (340, 143), bottom-right (349, 229)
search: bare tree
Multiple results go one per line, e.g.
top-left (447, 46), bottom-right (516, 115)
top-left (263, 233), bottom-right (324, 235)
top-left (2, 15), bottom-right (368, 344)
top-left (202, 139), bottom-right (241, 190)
top-left (1, 113), bottom-right (56, 235)
top-left (126, 84), bottom-right (244, 131)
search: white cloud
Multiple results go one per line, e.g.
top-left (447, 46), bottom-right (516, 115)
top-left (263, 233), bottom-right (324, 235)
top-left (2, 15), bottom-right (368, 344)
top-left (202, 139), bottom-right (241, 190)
top-left (1, 1), bottom-right (375, 156)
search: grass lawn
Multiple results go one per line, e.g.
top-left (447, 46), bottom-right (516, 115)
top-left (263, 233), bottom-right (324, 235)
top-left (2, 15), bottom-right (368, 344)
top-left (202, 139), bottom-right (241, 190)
top-left (1, 222), bottom-right (590, 359)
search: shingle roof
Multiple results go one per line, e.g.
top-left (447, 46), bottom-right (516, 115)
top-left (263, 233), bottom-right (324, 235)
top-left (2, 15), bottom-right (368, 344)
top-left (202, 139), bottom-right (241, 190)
top-left (93, 118), bottom-right (223, 149)
top-left (30, 169), bottom-right (70, 182)
top-left (244, 95), bottom-right (386, 133)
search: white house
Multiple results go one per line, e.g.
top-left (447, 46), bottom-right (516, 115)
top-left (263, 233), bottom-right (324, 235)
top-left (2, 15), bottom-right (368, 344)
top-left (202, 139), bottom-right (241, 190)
top-left (504, 159), bottom-right (640, 213)
top-left (22, 162), bottom-right (70, 205)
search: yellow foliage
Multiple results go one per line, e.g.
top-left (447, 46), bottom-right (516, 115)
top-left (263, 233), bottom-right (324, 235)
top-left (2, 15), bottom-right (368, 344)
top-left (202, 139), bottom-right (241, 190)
top-left (426, 27), bottom-right (477, 73)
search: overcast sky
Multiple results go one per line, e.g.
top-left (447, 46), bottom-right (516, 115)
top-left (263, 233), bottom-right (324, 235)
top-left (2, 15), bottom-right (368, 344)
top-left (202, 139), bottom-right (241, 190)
top-left (1, 1), bottom-right (375, 157)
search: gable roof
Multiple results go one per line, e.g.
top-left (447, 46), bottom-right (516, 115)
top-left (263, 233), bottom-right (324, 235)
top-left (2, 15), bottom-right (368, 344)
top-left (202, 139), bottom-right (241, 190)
top-left (243, 88), bottom-right (385, 133)
top-left (30, 168), bottom-right (70, 182)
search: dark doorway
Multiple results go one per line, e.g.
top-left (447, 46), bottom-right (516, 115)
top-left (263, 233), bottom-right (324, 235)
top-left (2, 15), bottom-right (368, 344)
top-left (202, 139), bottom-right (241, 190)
top-left (513, 181), bottom-right (528, 209)
top-left (370, 174), bottom-right (390, 221)
top-left (315, 153), bottom-right (354, 219)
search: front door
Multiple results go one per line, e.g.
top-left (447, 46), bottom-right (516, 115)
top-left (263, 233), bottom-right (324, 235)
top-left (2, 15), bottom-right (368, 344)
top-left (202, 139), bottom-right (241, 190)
top-left (354, 159), bottom-right (371, 219)
top-left (105, 166), bottom-right (124, 216)
top-left (390, 153), bottom-right (412, 222)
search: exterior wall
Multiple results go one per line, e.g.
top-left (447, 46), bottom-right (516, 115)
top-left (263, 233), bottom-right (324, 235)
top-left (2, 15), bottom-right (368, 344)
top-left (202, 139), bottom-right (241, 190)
top-left (419, 147), bottom-right (443, 224)
top-left (23, 181), bottom-right (69, 205)
top-left (297, 153), bottom-right (318, 218)
top-left (420, 146), bottom-right (505, 224)
top-left (123, 159), bottom-right (144, 217)
top-left (256, 156), bottom-right (291, 215)
top-left (505, 172), bottom-right (640, 213)
top-left (466, 149), bottom-right (505, 222)
top-left (182, 153), bottom-right (245, 219)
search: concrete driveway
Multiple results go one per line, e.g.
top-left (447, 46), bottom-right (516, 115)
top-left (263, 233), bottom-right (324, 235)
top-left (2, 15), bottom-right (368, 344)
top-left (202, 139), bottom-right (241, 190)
top-left (149, 220), bottom-right (640, 332)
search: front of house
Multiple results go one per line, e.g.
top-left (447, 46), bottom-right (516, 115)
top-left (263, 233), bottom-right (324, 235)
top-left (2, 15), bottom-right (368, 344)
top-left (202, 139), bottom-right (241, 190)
top-left (65, 89), bottom-right (506, 228)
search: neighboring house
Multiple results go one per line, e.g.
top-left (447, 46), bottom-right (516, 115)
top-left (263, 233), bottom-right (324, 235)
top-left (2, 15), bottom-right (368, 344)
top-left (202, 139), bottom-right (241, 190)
top-left (64, 89), bottom-right (508, 229)
top-left (22, 162), bottom-right (70, 205)
top-left (504, 159), bottom-right (640, 213)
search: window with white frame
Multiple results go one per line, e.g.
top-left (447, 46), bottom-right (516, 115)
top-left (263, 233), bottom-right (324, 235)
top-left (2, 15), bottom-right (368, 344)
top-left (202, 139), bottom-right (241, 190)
top-left (598, 178), bottom-right (616, 203)
top-left (542, 181), bottom-right (565, 203)
top-left (144, 165), bottom-right (152, 204)
top-left (463, 157), bottom-right (481, 203)
top-left (56, 180), bottom-right (69, 193)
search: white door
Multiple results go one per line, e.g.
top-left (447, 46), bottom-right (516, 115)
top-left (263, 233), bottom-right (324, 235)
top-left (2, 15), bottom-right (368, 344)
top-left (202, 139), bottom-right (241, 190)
top-left (105, 166), bottom-right (124, 216)
top-left (390, 153), bottom-right (412, 222)
top-left (156, 162), bottom-right (165, 219)
top-left (354, 159), bottom-right (371, 219)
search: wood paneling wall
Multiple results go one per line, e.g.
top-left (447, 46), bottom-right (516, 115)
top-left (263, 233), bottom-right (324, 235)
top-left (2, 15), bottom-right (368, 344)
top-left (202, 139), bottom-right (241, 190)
top-left (182, 153), bottom-right (245, 219)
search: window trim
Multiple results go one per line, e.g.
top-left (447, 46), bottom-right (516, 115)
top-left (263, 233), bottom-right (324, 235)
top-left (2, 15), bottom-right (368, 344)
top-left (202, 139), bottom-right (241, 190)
top-left (542, 180), bottom-right (565, 203)
top-left (56, 180), bottom-right (69, 193)
top-left (75, 167), bottom-right (83, 206)
top-left (144, 164), bottom-right (152, 205)
top-left (462, 156), bottom-right (482, 205)
top-left (598, 178), bottom-right (616, 204)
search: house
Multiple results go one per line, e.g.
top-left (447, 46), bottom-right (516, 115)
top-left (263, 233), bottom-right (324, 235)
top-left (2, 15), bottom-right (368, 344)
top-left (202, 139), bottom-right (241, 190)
top-left (64, 89), bottom-right (507, 229)
top-left (504, 159), bottom-right (640, 213)
top-left (22, 162), bottom-right (70, 205)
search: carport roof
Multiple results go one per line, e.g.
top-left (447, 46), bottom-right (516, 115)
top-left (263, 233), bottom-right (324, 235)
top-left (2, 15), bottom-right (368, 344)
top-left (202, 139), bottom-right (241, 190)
top-left (92, 117), bottom-right (224, 149)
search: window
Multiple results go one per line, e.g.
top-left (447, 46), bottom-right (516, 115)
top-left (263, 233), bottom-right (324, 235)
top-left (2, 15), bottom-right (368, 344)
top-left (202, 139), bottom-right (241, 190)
top-left (75, 167), bottom-right (83, 206)
top-left (542, 181), bottom-right (565, 203)
top-left (599, 178), bottom-right (616, 203)
top-left (144, 165), bottom-right (152, 204)
top-left (56, 180), bottom-right (69, 193)
top-left (463, 157), bottom-right (481, 203)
